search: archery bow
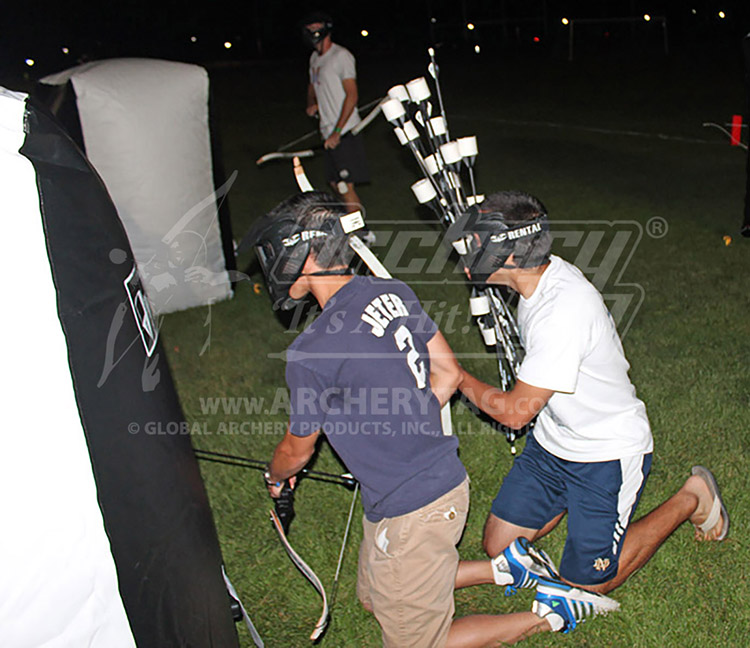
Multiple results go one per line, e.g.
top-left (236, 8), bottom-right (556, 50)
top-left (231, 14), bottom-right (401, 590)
top-left (193, 448), bottom-right (356, 489)
top-left (223, 566), bottom-right (265, 648)
top-left (256, 147), bottom-right (318, 166)
top-left (269, 478), bottom-right (359, 642)
top-left (194, 445), bottom-right (357, 641)
top-left (702, 121), bottom-right (748, 151)
top-left (270, 493), bottom-right (330, 642)
top-left (256, 99), bottom-right (384, 166)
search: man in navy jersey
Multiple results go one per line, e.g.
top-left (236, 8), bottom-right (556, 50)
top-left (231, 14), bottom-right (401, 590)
top-left (245, 191), bottom-right (618, 647)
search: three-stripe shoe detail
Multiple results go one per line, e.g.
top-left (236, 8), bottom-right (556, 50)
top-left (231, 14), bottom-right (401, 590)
top-left (533, 577), bottom-right (620, 633)
top-left (495, 537), bottom-right (561, 595)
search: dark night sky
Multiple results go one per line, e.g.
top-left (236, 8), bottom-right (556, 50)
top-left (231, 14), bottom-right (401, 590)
top-left (2, 1), bottom-right (749, 83)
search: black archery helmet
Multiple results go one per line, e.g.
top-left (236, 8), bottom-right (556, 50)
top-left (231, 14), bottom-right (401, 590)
top-left (239, 191), bottom-right (364, 310)
top-left (446, 191), bottom-right (551, 285)
top-left (301, 11), bottom-right (334, 47)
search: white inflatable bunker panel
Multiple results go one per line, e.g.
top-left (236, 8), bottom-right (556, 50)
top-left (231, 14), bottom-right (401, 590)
top-left (0, 88), bottom-right (136, 648)
top-left (41, 58), bottom-right (233, 314)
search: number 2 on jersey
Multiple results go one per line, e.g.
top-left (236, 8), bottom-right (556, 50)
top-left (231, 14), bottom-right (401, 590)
top-left (394, 324), bottom-right (427, 389)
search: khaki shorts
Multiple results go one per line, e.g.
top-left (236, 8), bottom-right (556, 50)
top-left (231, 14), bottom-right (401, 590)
top-left (357, 477), bottom-right (469, 648)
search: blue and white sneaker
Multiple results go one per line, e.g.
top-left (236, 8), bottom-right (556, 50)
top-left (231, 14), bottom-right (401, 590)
top-left (533, 577), bottom-right (620, 634)
top-left (492, 537), bottom-right (561, 595)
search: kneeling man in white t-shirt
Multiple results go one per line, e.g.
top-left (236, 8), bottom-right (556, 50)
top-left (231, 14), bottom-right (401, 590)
top-left (449, 190), bottom-right (729, 593)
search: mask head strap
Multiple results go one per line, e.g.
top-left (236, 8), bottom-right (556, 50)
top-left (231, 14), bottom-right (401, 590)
top-left (240, 207), bottom-right (365, 310)
top-left (447, 206), bottom-right (550, 284)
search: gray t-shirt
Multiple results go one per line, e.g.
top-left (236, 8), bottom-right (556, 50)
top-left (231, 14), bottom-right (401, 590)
top-left (286, 276), bottom-right (466, 522)
top-left (309, 43), bottom-right (362, 138)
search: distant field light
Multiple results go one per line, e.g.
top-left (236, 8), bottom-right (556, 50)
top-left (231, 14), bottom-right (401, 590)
top-left (691, 8), bottom-right (697, 14)
top-left (474, 45), bottom-right (480, 54)
top-left (561, 17), bottom-right (569, 25)
top-left (190, 36), bottom-right (197, 43)
top-left (718, 11), bottom-right (726, 19)
top-left (61, 47), bottom-right (69, 54)
top-left (644, 14), bottom-right (651, 22)
top-left (430, 17), bottom-right (437, 24)
top-left (224, 41), bottom-right (232, 49)
top-left (467, 23), bottom-right (475, 31)
top-left (361, 29), bottom-right (369, 37)
top-left (25, 58), bottom-right (35, 67)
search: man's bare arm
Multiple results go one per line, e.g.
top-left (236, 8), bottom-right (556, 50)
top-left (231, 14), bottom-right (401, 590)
top-left (306, 83), bottom-right (318, 117)
top-left (325, 77), bottom-right (358, 149)
top-left (426, 331), bottom-right (462, 407)
top-left (268, 426), bottom-right (320, 483)
top-left (335, 77), bottom-right (358, 130)
top-left (459, 369), bottom-right (554, 430)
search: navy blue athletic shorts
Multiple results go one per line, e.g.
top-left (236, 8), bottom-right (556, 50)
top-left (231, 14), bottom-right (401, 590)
top-left (491, 433), bottom-right (652, 585)
top-left (324, 132), bottom-right (370, 184)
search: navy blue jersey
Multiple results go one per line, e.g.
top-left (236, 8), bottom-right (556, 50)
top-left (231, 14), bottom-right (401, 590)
top-left (286, 276), bottom-right (466, 521)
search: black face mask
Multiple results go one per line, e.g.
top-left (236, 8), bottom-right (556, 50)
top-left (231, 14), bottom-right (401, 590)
top-left (447, 209), bottom-right (550, 284)
top-left (239, 206), bottom-right (364, 311)
top-left (303, 23), bottom-right (332, 48)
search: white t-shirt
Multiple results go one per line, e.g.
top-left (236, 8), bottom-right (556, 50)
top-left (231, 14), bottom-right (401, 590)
top-left (309, 43), bottom-right (361, 139)
top-left (517, 255), bottom-right (653, 462)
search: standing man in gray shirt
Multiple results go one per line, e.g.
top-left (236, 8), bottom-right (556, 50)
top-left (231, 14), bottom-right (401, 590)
top-left (302, 11), bottom-right (370, 211)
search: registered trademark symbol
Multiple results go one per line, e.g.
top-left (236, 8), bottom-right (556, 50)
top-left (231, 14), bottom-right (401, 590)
top-left (646, 217), bottom-right (668, 239)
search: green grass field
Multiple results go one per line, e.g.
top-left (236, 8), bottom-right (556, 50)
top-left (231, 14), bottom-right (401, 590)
top-left (161, 44), bottom-right (750, 647)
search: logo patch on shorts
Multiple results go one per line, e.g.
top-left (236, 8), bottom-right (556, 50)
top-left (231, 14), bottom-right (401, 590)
top-left (593, 557), bottom-right (611, 572)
